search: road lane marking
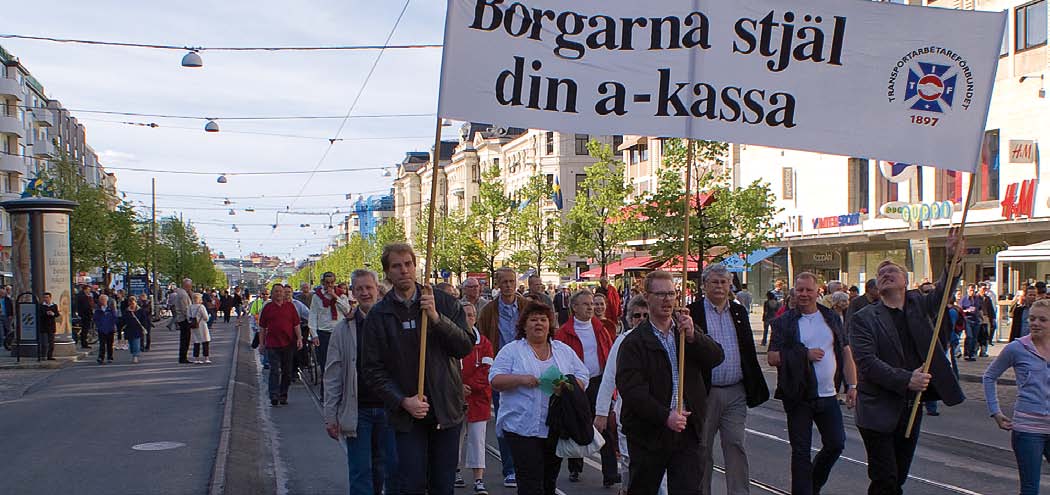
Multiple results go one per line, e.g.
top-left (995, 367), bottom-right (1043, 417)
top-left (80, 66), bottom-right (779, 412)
top-left (745, 427), bottom-right (985, 495)
top-left (132, 441), bottom-right (185, 451)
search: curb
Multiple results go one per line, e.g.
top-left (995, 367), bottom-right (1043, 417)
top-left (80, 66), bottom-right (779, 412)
top-left (959, 372), bottom-right (1015, 386)
top-left (208, 320), bottom-right (242, 495)
top-left (0, 350), bottom-right (91, 370)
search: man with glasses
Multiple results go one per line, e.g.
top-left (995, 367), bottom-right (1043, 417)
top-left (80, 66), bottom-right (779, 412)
top-left (460, 277), bottom-right (489, 315)
top-left (595, 295), bottom-right (655, 493)
top-left (689, 264), bottom-right (770, 495)
top-left (310, 271), bottom-right (351, 382)
top-left (555, 289), bottom-right (617, 485)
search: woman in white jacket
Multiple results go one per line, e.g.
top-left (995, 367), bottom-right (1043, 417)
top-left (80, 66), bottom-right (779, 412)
top-left (190, 293), bottom-right (213, 364)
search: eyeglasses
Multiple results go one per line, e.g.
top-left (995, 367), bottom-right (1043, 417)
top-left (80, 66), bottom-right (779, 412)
top-left (631, 313), bottom-right (649, 319)
top-left (649, 291), bottom-right (676, 299)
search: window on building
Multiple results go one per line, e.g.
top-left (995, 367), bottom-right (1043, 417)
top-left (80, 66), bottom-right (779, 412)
top-left (547, 219), bottom-right (556, 243)
top-left (575, 134), bottom-right (589, 155)
top-left (575, 173), bottom-right (587, 196)
top-left (472, 162), bottom-right (480, 182)
top-left (847, 158), bottom-right (869, 213)
top-left (546, 174), bottom-right (554, 191)
top-left (545, 131), bottom-right (554, 155)
top-left (629, 143), bottom-right (649, 165)
top-left (935, 170), bottom-right (963, 204)
top-left (1016, 0), bottom-right (1048, 51)
top-left (613, 135), bottom-right (624, 152)
top-left (976, 129), bottom-right (1001, 202)
top-left (492, 157), bottom-right (500, 171)
top-left (1002, 25), bottom-right (1011, 56)
top-left (874, 162), bottom-right (899, 207)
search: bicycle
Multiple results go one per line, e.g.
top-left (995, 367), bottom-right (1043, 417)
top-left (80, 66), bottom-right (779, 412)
top-left (295, 326), bottom-right (323, 388)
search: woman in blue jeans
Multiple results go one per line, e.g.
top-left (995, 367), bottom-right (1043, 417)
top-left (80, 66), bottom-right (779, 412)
top-left (984, 298), bottom-right (1050, 495)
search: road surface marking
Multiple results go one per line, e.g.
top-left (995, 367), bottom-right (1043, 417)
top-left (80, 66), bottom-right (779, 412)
top-left (131, 441), bottom-right (185, 451)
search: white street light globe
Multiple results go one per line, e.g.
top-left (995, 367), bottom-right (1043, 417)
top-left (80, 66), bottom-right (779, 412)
top-left (205, 119), bottom-right (220, 133)
top-left (181, 51), bottom-right (203, 68)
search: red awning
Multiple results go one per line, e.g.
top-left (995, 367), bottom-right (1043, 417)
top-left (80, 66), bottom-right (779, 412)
top-left (579, 256), bottom-right (653, 278)
top-left (652, 257), bottom-right (704, 273)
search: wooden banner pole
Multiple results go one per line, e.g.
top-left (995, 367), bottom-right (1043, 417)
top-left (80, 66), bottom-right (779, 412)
top-left (677, 139), bottom-right (694, 413)
top-left (417, 117), bottom-right (444, 401)
top-left (904, 175), bottom-right (977, 438)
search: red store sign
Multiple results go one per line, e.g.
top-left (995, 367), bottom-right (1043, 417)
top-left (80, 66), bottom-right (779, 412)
top-left (1001, 179), bottom-right (1037, 219)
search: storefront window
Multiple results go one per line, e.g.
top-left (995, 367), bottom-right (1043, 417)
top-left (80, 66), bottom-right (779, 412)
top-left (848, 249), bottom-right (908, 286)
top-left (936, 169), bottom-right (963, 204)
top-left (976, 129), bottom-right (1000, 202)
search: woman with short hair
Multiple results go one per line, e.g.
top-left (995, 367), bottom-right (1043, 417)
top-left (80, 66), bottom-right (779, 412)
top-left (489, 302), bottom-right (587, 495)
top-left (190, 293), bottom-right (212, 364)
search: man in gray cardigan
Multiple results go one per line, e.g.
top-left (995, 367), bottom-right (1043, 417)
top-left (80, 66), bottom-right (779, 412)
top-left (323, 268), bottom-right (396, 495)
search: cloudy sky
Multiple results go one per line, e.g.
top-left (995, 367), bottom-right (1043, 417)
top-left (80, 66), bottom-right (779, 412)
top-left (4, 0), bottom-right (450, 261)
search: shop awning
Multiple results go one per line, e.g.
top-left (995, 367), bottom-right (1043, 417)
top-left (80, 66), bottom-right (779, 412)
top-left (721, 248), bottom-right (783, 272)
top-left (579, 256), bottom-right (653, 278)
top-left (996, 240), bottom-right (1050, 262)
top-left (617, 136), bottom-right (646, 151)
top-left (654, 258), bottom-right (703, 273)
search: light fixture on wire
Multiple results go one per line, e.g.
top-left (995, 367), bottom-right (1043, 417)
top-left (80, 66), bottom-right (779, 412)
top-left (181, 50), bottom-right (203, 68)
top-left (383, 168), bottom-right (392, 177)
top-left (205, 119), bottom-right (220, 132)
top-left (228, 209), bottom-right (236, 216)
top-left (217, 174), bottom-right (228, 184)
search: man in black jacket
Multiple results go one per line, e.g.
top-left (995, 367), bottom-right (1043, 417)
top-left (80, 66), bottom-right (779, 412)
top-left (688, 264), bottom-right (770, 495)
top-left (849, 231), bottom-right (965, 495)
top-left (75, 285), bottom-right (95, 348)
top-left (360, 243), bottom-right (475, 495)
top-left (617, 270), bottom-right (724, 495)
top-left (768, 273), bottom-right (858, 495)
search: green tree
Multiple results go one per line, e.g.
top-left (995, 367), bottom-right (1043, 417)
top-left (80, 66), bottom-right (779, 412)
top-left (370, 218), bottom-right (406, 270)
top-left (470, 164), bottom-right (515, 278)
top-left (635, 139), bottom-right (781, 268)
top-left (509, 173), bottom-right (560, 274)
top-left (561, 141), bottom-right (635, 277)
top-left (156, 216), bottom-right (217, 287)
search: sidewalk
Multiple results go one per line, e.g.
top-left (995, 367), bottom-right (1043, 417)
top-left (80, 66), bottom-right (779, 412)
top-left (742, 309), bottom-right (1012, 385)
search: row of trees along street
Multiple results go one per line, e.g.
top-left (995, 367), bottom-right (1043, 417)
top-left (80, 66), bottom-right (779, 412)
top-left (44, 156), bottom-right (227, 289)
top-left (288, 139), bottom-right (783, 284)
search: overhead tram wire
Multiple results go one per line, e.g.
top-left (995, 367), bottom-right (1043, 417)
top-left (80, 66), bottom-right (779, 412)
top-left (80, 118), bottom-right (432, 142)
top-left (105, 164), bottom-right (389, 175)
top-left (10, 104), bottom-right (434, 121)
top-left (284, 0), bottom-right (415, 213)
top-left (0, 34), bottom-right (441, 52)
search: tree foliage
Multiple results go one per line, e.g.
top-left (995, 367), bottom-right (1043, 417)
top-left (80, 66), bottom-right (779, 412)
top-left (561, 141), bottom-right (635, 276)
top-left (509, 173), bottom-right (560, 274)
top-left (634, 138), bottom-right (781, 268)
top-left (470, 164), bottom-right (515, 278)
top-left (414, 207), bottom-right (488, 280)
top-left (287, 218), bottom-right (407, 287)
top-left (156, 216), bottom-right (221, 288)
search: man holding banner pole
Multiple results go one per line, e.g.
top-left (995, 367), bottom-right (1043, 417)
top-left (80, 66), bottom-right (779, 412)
top-left (848, 229), bottom-right (965, 495)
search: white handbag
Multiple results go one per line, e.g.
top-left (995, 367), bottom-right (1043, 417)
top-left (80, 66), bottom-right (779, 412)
top-left (555, 425), bottom-right (606, 459)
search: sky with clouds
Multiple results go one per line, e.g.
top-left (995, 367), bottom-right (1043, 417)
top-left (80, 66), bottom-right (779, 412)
top-left (4, 0), bottom-right (451, 261)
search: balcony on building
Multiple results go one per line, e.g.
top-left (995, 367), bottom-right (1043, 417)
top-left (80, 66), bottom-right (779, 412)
top-left (30, 140), bottom-right (53, 157)
top-left (30, 109), bottom-right (53, 127)
top-left (0, 115), bottom-right (24, 138)
top-left (0, 153), bottom-right (25, 174)
top-left (0, 78), bottom-right (22, 100)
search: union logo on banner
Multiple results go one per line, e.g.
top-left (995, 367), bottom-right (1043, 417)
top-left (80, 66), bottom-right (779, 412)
top-left (904, 62), bottom-right (957, 113)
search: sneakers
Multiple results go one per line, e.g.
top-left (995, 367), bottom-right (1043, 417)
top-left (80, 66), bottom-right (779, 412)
top-left (194, 358), bottom-right (203, 364)
top-left (204, 358), bottom-right (212, 364)
top-left (503, 474), bottom-right (517, 488)
top-left (455, 472), bottom-right (466, 488)
top-left (132, 356), bottom-right (139, 364)
top-left (473, 480), bottom-right (488, 495)
top-left (569, 471), bottom-right (581, 483)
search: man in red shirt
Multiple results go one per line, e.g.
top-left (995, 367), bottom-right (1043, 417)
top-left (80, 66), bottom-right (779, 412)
top-left (260, 284), bottom-right (303, 406)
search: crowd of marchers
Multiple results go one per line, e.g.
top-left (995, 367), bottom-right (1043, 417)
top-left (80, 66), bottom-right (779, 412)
top-left (234, 234), bottom-right (1046, 495)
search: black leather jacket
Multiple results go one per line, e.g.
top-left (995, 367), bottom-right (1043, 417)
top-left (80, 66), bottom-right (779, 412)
top-left (361, 284), bottom-right (475, 431)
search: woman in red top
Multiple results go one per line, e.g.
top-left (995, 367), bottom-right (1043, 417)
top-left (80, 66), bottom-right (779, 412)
top-left (457, 302), bottom-right (494, 494)
top-left (593, 293), bottom-right (619, 339)
top-left (259, 284), bottom-right (303, 406)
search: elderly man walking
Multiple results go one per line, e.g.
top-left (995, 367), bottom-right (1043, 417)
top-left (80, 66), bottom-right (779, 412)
top-left (173, 278), bottom-right (194, 364)
top-left (689, 264), bottom-right (769, 495)
top-left (310, 271), bottom-right (352, 381)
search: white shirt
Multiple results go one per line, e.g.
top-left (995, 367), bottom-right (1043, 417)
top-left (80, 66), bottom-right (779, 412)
top-left (799, 311), bottom-right (837, 398)
top-left (596, 329), bottom-right (632, 418)
top-left (489, 339), bottom-right (589, 438)
top-left (574, 318), bottom-right (601, 378)
top-left (308, 291), bottom-right (351, 334)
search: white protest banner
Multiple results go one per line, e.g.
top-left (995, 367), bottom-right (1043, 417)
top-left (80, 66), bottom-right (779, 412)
top-left (438, 0), bottom-right (1006, 173)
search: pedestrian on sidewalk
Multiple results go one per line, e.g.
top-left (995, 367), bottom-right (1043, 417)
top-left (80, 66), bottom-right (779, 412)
top-left (173, 279), bottom-right (193, 364)
top-left (190, 293), bottom-right (212, 364)
top-left (137, 294), bottom-right (153, 351)
top-left (361, 243), bottom-right (475, 495)
top-left (260, 284), bottom-right (302, 405)
top-left (768, 272), bottom-right (858, 495)
top-left (310, 271), bottom-right (351, 383)
top-left (617, 270), bottom-right (725, 495)
top-left (93, 295), bottom-right (117, 364)
top-left (249, 288), bottom-right (270, 369)
top-left (849, 230), bottom-right (965, 495)
top-left (324, 268), bottom-right (398, 495)
top-left (1010, 285), bottom-right (1038, 342)
top-left (76, 285), bottom-right (95, 349)
top-left (977, 284), bottom-right (997, 357)
top-left (689, 264), bottom-right (770, 495)
top-left (456, 302), bottom-right (493, 495)
top-left (593, 293), bottom-right (619, 339)
top-left (983, 297), bottom-right (1050, 495)
top-left (489, 301), bottom-right (588, 495)
top-left (844, 280), bottom-right (879, 342)
top-left (119, 298), bottom-right (147, 364)
top-left (478, 267), bottom-right (527, 488)
top-left (961, 284), bottom-right (983, 361)
top-left (761, 291), bottom-right (781, 346)
top-left (40, 292), bottom-right (58, 360)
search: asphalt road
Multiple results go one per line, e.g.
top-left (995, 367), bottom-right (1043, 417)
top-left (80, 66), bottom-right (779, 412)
top-left (0, 318), bottom-right (236, 495)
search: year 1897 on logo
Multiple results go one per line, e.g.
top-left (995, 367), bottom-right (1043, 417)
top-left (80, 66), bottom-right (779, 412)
top-left (886, 46), bottom-right (976, 128)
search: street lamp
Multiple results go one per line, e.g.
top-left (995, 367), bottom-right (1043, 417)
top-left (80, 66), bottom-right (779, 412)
top-left (181, 50), bottom-right (203, 68)
top-left (1020, 74), bottom-right (1046, 98)
top-left (217, 174), bottom-right (228, 184)
top-left (205, 119), bottom-right (220, 132)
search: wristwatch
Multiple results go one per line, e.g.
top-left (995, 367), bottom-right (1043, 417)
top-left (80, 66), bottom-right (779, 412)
top-left (847, 384), bottom-right (857, 390)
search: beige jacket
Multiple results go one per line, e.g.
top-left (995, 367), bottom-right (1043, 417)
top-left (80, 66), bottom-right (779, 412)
top-left (322, 316), bottom-right (359, 437)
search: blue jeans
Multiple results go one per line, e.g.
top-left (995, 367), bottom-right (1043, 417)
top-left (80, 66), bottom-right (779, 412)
top-left (785, 396), bottom-right (845, 495)
top-left (345, 408), bottom-right (399, 495)
top-left (1012, 430), bottom-right (1050, 495)
top-left (396, 421), bottom-right (462, 495)
top-left (128, 338), bottom-right (141, 357)
top-left (964, 320), bottom-right (980, 358)
top-left (492, 392), bottom-right (516, 477)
